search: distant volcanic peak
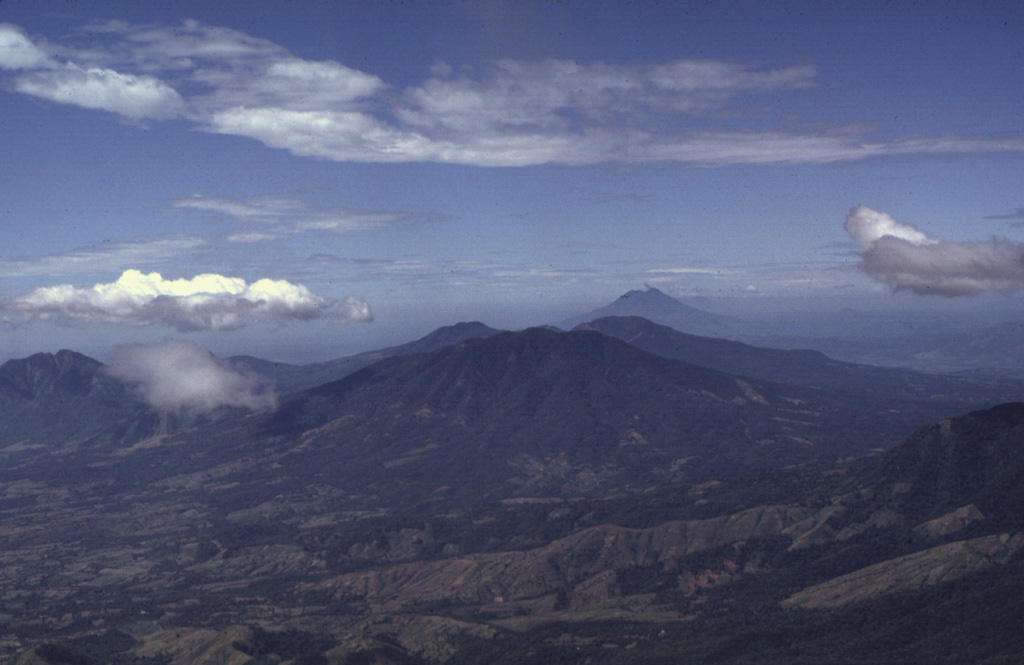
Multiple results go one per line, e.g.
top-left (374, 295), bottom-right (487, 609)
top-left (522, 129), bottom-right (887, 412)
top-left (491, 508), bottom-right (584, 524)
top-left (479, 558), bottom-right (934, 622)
top-left (617, 288), bottom-right (680, 309)
top-left (598, 287), bottom-right (721, 322)
top-left (621, 286), bottom-right (673, 300)
top-left (557, 285), bottom-right (731, 334)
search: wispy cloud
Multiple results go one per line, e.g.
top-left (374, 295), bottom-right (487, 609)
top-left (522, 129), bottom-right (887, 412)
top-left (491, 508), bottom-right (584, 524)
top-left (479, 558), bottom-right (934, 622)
top-left (985, 207), bottom-right (1024, 220)
top-left (108, 339), bottom-right (276, 412)
top-left (4, 269), bottom-right (371, 331)
top-left (172, 194), bottom-right (409, 241)
top-left (397, 59), bottom-right (814, 131)
top-left (170, 194), bottom-right (306, 221)
top-left (0, 23), bottom-right (186, 119)
top-left (0, 236), bottom-right (208, 277)
top-left (845, 205), bottom-right (1024, 296)
top-left (646, 267), bottom-right (734, 275)
top-left (4, 20), bottom-right (1023, 167)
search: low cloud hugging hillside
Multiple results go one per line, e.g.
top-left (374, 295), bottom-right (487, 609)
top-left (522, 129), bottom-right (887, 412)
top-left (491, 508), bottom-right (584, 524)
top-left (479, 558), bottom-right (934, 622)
top-left (108, 340), bottom-right (276, 412)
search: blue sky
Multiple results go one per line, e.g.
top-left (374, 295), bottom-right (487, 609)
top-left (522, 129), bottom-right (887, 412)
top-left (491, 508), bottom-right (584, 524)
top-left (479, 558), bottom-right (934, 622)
top-left (2, 0), bottom-right (1024, 362)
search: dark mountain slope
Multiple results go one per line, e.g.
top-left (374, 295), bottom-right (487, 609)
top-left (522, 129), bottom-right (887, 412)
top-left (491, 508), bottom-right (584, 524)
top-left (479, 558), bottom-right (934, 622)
top-left (228, 321), bottom-right (503, 393)
top-left (0, 349), bottom-right (104, 403)
top-left (0, 350), bottom-right (152, 447)
top-left (237, 327), bottom-right (954, 508)
top-left (4, 349), bottom-right (1024, 663)
top-left (853, 401), bottom-right (1024, 527)
top-left (579, 315), bottom-right (1023, 405)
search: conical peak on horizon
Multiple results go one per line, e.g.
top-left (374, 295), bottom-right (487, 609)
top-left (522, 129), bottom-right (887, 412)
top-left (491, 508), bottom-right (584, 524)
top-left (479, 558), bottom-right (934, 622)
top-left (620, 286), bottom-right (674, 299)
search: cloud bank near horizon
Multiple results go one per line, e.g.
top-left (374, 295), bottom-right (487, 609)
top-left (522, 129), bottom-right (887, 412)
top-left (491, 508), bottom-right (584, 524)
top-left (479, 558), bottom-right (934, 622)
top-left (2, 21), bottom-right (1023, 167)
top-left (4, 269), bottom-right (372, 331)
top-left (845, 205), bottom-right (1024, 296)
top-left (108, 340), bottom-right (276, 412)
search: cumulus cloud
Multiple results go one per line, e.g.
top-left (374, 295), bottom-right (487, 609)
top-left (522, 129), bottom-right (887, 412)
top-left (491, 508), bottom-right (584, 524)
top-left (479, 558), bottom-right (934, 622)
top-left (4, 19), bottom-right (1024, 166)
top-left (845, 206), bottom-right (938, 247)
top-left (845, 205), bottom-right (1024, 296)
top-left (7, 269), bottom-right (371, 330)
top-left (108, 340), bottom-right (276, 412)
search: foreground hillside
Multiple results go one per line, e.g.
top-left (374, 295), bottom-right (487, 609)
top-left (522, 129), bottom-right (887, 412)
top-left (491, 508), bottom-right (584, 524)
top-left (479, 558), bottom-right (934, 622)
top-left (2, 326), bottom-right (1023, 663)
top-left (5, 402), bottom-right (1024, 664)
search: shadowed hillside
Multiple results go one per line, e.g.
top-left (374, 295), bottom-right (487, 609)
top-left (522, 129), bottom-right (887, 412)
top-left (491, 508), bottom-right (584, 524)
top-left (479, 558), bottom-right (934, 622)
top-left (4, 337), bottom-right (1024, 664)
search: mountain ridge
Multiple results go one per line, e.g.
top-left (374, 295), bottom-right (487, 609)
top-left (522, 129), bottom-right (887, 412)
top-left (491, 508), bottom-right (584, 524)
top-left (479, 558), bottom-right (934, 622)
top-left (227, 320), bottom-right (504, 394)
top-left (578, 315), bottom-right (1024, 406)
top-left (231, 325), bottom-right (978, 513)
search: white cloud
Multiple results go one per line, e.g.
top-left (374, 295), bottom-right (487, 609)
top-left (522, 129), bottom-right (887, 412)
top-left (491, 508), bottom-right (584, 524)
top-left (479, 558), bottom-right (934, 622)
top-left (108, 340), bottom-right (276, 412)
top-left (6, 269), bottom-right (368, 330)
top-left (3, 19), bottom-right (1024, 166)
top-left (203, 57), bottom-right (385, 112)
top-left (294, 211), bottom-right (403, 233)
top-left (845, 205), bottom-right (1024, 296)
top-left (225, 231), bottom-right (279, 243)
top-left (14, 63), bottom-right (186, 119)
top-left (649, 60), bottom-right (815, 96)
top-left (0, 24), bottom-right (50, 69)
top-left (399, 59), bottom-right (815, 133)
top-left (340, 296), bottom-right (373, 322)
top-left (89, 19), bottom-right (282, 65)
top-left (845, 206), bottom-right (937, 248)
top-left (204, 107), bottom-right (439, 162)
